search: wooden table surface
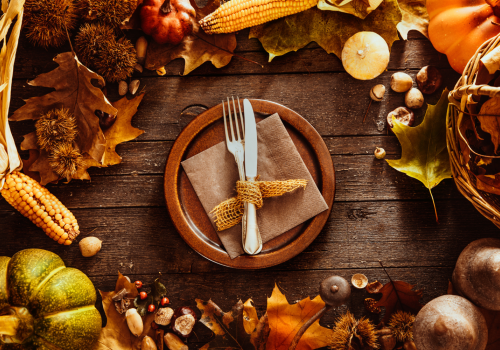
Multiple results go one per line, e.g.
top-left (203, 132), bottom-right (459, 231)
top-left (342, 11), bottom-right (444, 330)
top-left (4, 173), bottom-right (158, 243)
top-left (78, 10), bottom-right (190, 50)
top-left (1, 27), bottom-right (498, 326)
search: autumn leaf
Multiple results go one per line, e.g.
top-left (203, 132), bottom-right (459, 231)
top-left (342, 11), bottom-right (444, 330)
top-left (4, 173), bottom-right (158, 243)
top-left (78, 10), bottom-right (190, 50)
top-left (317, 0), bottom-right (384, 20)
top-left (196, 298), bottom-right (255, 350)
top-left (477, 97), bottom-right (500, 153)
top-left (249, 0), bottom-right (401, 62)
top-left (244, 299), bottom-right (259, 334)
top-left (374, 281), bottom-right (423, 323)
top-left (396, 0), bottom-right (429, 39)
top-left (145, 0), bottom-right (236, 75)
top-left (93, 272), bottom-right (156, 350)
top-left (387, 89), bottom-right (451, 222)
top-left (251, 314), bottom-right (270, 350)
top-left (266, 284), bottom-right (332, 350)
top-left (11, 52), bottom-right (117, 164)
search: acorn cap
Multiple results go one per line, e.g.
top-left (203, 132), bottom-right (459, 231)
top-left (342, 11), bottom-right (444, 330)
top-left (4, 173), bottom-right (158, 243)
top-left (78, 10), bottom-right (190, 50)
top-left (452, 238), bottom-right (500, 310)
top-left (413, 295), bottom-right (487, 350)
top-left (319, 276), bottom-right (350, 307)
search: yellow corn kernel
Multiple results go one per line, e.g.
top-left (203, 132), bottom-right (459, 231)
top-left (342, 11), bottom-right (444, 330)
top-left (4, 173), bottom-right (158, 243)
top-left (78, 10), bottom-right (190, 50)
top-left (1, 171), bottom-right (80, 245)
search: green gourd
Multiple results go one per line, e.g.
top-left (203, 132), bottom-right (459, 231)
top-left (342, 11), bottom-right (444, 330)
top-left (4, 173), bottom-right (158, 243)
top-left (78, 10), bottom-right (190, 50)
top-left (0, 249), bottom-right (101, 349)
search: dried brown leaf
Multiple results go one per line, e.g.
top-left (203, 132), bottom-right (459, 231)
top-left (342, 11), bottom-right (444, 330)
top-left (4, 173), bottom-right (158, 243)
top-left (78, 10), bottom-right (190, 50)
top-left (396, 0), bottom-right (429, 40)
top-left (317, 0), bottom-right (383, 19)
top-left (374, 280), bottom-right (423, 323)
top-left (251, 313), bottom-right (270, 350)
top-left (478, 97), bottom-right (500, 153)
top-left (145, 0), bottom-right (236, 75)
top-left (366, 280), bottom-right (383, 294)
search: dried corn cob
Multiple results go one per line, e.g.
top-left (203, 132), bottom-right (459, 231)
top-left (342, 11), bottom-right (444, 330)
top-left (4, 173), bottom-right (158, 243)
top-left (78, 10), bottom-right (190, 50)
top-left (199, 0), bottom-right (319, 34)
top-left (1, 171), bottom-right (79, 245)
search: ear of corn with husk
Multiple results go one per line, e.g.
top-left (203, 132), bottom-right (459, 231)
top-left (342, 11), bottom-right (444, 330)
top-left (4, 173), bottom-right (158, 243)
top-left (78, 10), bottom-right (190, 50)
top-left (199, 0), bottom-right (319, 34)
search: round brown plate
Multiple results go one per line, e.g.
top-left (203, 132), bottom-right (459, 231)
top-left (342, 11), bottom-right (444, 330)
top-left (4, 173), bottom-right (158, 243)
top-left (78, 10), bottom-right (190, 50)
top-left (164, 100), bottom-right (335, 269)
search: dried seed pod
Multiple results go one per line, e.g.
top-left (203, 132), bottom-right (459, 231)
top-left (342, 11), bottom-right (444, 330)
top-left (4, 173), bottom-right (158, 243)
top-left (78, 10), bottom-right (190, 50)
top-left (405, 88), bottom-right (424, 109)
top-left (48, 143), bottom-right (85, 180)
top-left (141, 335), bottom-right (158, 350)
top-left (36, 108), bottom-right (78, 152)
top-left (366, 280), bottom-right (383, 293)
top-left (171, 307), bottom-right (197, 338)
top-left (416, 66), bottom-right (442, 94)
top-left (129, 80), bottom-right (140, 95)
top-left (126, 308), bottom-right (143, 337)
top-left (389, 311), bottom-right (415, 343)
top-left (364, 298), bottom-right (381, 314)
top-left (164, 332), bottom-right (188, 350)
top-left (95, 39), bottom-right (137, 83)
top-left (387, 107), bottom-right (415, 129)
top-left (331, 311), bottom-right (378, 350)
top-left (74, 23), bottom-right (115, 69)
top-left (79, 236), bottom-right (102, 257)
top-left (370, 84), bottom-right (386, 101)
top-left (81, 0), bottom-right (138, 27)
top-left (351, 274), bottom-right (368, 289)
top-left (136, 36), bottom-right (148, 66)
top-left (374, 147), bottom-right (386, 160)
top-left (112, 288), bottom-right (128, 301)
top-left (155, 307), bottom-right (174, 326)
top-left (390, 72), bottom-right (413, 93)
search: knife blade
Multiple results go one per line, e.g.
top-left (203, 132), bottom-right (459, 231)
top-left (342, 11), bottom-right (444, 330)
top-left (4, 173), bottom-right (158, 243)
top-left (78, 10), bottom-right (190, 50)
top-left (244, 99), bottom-right (257, 178)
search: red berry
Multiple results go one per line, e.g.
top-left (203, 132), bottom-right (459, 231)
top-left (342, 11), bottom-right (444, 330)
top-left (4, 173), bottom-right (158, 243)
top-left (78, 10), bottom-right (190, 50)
top-left (135, 280), bottom-right (143, 288)
top-left (140, 291), bottom-right (147, 300)
top-left (148, 304), bottom-right (156, 313)
top-left (161, 297), bottom-right (170, 306)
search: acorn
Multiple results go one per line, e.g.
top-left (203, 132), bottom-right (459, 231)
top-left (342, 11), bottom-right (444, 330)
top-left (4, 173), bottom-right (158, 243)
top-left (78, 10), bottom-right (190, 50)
top-left (35, 108), bottom-right (78, 152)
top-left (81, 0), bottom-right (138, 27)
top-left (330, 311), bottom-right (378, 350)
top-left (23, 0), bottom-right (79, 48)
top-left (48, 143), bottom-right (85, 180)
top-left (74, 23), bottom-right (115, 69)
top-left (95, 39), bottom-right (137, 83)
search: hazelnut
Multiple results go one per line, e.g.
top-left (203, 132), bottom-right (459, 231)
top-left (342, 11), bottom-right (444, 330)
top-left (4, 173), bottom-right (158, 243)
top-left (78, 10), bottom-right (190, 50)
top-left (351, 273), bottom-right (368, 289)
top-left (390, 72), bottom-right (413, 92)
top-left (134, 63), bottom-right (143, 74)
top-left (387, 107), bottom-right (415, 128)
top-left (374, 148), bottom-right (386, 160)
top-left (141, 335), bottom-right (158, 350)
top-left (171, 307), bottom-right (197, 338)
top-left (129, 80), bottom-right (140, 95)
top-left (405, 88), bottom-right (424, 109)
top-left (370, 84), bottom-right (385, 101)
top-left (79, 237), bottom-right (102, 257)
top-left (155, 307), bottom-right (174, 326)
top-left (119, 80), bottom-right (128, 96)
top-left (416, 66), bottom-right (442, 94)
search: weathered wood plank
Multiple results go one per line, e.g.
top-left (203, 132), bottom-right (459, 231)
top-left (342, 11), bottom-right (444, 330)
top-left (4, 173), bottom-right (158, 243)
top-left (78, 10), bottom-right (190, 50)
top-left (1, 200), bottom-right (496, 274)
top-left (9, 69), bottom-right (461, 143)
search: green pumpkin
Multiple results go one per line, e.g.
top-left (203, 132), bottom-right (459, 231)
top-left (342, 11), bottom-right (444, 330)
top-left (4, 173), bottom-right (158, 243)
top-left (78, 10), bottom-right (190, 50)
top-left (0, 249), bottom-right (101, 349)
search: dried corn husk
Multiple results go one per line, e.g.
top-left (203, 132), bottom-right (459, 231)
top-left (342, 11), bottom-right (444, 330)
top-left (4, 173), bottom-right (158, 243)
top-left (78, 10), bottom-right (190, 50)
top-left (0, 0), bottom-right (24, 189)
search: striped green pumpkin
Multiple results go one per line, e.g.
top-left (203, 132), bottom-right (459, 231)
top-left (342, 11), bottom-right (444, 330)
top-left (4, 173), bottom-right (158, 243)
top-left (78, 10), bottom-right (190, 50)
top-left (0, 249), bottom-right (101, 349)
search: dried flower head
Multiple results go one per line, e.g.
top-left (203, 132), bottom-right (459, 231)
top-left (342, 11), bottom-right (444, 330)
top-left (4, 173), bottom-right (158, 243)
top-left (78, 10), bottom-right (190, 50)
top-left (81, 0), bottom-right (137, 27)
top-left (36, 108), bottom-right (78, 152)
top-left (49, 143), bottom-right (85, 180)
top-left (330, 311), bottom-right (379, 350)
top-left (388, 310), bottom-right (415, 342)
top-left (24, 0), bottom-right (79, 48)
top-left (74, 23), bottom-right (115, 69)
top-left (95, 39), bottom-right (137, 83)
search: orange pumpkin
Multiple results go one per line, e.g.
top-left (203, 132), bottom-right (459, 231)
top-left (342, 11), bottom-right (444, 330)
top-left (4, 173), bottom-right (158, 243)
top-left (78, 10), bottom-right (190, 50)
top-left (428, 0), bottom-right (500, 73)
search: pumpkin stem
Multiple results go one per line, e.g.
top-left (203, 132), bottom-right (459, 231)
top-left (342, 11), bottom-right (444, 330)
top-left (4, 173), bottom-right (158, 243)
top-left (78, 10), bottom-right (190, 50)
top-left (160, 0), bottom-right (172, 14)
top-left (0, 307), bottom-right (34, 344)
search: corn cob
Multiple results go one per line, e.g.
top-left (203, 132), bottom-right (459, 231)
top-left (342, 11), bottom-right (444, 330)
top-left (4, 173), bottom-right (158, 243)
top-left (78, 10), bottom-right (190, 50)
top-left (199, 0), bottom-right (319, 34)
top-left (1, 171), bottom-right (79, 245)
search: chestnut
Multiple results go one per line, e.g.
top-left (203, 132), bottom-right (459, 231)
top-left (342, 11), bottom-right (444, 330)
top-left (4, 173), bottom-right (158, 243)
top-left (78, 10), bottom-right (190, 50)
top-left (171, 306), bottom-right (197, 338)
top-left (387, 107), bottom-right (415, 129)
top-left (416, 66), bottom-right (442, 95)
top-left (95, 110), bottom-right (116, 130)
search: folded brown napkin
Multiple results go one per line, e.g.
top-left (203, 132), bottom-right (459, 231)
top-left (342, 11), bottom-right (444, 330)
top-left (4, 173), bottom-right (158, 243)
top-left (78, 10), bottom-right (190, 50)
top-left (181, 113), bottom-right (329, 259)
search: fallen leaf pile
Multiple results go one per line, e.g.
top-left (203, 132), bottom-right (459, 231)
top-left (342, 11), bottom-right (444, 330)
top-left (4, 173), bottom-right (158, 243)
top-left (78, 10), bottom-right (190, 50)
top-left (10, 53), bottom-right (144, 185)
top-left (387, 89), bottom-right (451, 222)
top-left (145, 0), bottom-right (237, 75)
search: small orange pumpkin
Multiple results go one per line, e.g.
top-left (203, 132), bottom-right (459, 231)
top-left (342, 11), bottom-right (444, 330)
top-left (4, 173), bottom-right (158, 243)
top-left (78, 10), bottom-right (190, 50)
top-left (428, 0), bottom-right (500, 73)
top-left (141, 0), bottom-right (196, 45)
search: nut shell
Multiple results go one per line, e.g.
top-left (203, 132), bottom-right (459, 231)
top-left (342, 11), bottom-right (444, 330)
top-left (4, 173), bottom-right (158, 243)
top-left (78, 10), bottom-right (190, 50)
top-left (413, 295), bottom-right (487, 350)
top-left (390, 72), bottom-right (413, 93)
top-left (319, 275), bottom-right (351, 307)
top-left (370, 84), bottom-right (386, 101)
top-left (416, 66), bottom-right (442, 94)
top-left (387, 107), bottom-right (415, 129)
top-left (155, 307), bottom-right (174, 326)
top-left (405, 88), bottom-right (424, 109)
top-left (452, 238), bottom-right (500, 310)
top-left (172, 307), bottom-right (197, 338)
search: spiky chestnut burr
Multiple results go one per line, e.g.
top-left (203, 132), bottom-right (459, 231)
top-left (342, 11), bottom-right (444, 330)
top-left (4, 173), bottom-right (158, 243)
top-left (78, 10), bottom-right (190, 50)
top-left (330, 311), bottom-right (379, 350)
top-left (48, 143), bottom-right (85, 180)
top-left (81, 0), bottom-right (137, 27)
top-left (35, 108), bottom-right (78, 152)
top-left (23, 0), bottom-right (79, 48)
top-left (95, 39), bottom-right (137, 83)
top-left (388, 310), bottom-right (415, 343)
top-left (74, 23), bottom-right (115, 69)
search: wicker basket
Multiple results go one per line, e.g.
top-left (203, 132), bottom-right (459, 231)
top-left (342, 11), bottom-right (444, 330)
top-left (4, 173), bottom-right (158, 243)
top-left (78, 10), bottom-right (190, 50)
top-left (447, 33), bottom-right (500, 229)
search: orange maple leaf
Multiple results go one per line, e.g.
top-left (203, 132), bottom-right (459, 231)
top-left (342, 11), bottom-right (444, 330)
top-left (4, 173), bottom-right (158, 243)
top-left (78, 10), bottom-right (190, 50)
top-left (374, 280), bottom-right (423, 322)
top-left (266, 284), bottom-right (332, 350)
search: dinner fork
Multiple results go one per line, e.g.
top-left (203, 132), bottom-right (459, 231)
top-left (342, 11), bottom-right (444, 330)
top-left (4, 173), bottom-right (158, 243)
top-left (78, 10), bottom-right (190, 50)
top-left (223, 97), bottom-right (247, 245)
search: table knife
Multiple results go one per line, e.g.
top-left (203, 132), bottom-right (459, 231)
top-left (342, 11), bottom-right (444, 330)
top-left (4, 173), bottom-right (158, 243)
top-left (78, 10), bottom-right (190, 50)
top-left (243, 99), bottom-right (263, 255)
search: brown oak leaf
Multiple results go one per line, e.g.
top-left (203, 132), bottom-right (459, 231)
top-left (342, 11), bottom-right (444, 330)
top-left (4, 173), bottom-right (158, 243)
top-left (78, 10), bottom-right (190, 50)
top-left (374, 280), bottom-right (423, 323)
top-left (266, 284), bottom-right (332, 350)
top-left (145, 0), bottom-right (236, 75)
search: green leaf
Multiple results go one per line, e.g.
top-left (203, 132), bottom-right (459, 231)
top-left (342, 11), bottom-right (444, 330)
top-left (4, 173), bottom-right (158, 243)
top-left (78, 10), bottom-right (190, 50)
top-left (152, 278), bottom-right (167, 306)
top-left (134, 294), bottom-right (153, 317)
top-left (387, 89), bottom-right (452, 222)
top-left (317, 0), bottom-right (384, 20)
top-left (133, 278), bottom-right (166, 316)
top-left (249, 0), bottom-right (401, 62)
